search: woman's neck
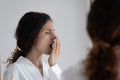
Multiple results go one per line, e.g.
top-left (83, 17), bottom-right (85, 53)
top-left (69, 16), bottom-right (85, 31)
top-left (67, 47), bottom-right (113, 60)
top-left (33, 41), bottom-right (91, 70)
top-left (26, 48), bottom-right (43, 76)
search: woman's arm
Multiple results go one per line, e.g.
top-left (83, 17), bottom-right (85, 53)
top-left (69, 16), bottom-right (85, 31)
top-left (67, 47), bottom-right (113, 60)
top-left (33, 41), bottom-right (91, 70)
top-left (48, 36), bottom-right (62, 80)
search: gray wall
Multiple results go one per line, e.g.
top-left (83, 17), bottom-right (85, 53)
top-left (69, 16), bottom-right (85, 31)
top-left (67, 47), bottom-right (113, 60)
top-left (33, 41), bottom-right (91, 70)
top-left (0, 0), bottom-right (91, 78)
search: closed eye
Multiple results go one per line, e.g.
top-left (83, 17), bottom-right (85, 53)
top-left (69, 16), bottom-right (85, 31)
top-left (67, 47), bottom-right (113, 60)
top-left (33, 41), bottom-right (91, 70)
top-left (45, 31), bottom-right (51, 34)
top-left (45, 29), bottom-right (55, 34)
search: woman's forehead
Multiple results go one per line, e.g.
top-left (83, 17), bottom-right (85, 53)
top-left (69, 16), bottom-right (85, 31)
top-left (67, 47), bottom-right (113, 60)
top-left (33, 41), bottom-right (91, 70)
top-left (41, 21), bottom-right (55, 31)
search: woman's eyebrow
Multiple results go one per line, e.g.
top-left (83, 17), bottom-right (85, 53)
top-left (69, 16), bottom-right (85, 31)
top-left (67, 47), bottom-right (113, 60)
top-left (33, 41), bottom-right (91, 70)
top-left (46, 29), bottom-right (55, 31)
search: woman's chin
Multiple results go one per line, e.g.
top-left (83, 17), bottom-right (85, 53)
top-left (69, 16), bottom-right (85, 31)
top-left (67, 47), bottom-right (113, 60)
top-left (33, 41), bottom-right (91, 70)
top-left (44, 50), bottom-right (51, 55)
top-left (44, 52), bottom-right (50, 55)
top-left (43, 47), bottom-right (52, 55)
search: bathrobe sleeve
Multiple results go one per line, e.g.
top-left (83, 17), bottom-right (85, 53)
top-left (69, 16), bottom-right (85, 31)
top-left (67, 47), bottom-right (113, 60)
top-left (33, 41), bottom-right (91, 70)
top-left (48, 64), bottom-right (63, 80)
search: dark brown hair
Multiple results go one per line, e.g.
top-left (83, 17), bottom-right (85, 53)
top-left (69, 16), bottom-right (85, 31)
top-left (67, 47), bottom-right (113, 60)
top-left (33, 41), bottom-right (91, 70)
top-left (84, 0), bottom-right (120, 80)
top-left (7, 12), bottom-right (52, 65)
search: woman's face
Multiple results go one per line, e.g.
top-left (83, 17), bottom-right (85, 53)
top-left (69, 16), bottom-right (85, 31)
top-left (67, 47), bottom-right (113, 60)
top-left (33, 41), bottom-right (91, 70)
top-left (34, 20), bottom-right (56, 55)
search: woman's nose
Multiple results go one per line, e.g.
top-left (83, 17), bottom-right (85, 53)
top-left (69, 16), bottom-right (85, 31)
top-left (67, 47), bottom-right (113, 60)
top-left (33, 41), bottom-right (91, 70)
top-left (51, 33), bottom-right (56, 39)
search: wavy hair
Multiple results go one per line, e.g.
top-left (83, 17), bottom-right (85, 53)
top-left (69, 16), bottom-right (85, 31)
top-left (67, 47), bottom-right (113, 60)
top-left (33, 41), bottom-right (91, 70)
top-left (84, 0), bottom-right (120, 80)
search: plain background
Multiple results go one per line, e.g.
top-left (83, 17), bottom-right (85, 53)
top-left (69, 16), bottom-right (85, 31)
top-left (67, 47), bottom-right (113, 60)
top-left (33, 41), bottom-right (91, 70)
top-left (0, 0), bottom-right (91, 77)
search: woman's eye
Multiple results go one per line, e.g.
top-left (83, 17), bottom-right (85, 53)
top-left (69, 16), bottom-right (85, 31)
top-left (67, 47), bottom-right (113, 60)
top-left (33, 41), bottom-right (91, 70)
top-left (45, 31), bottom-right (51, 34)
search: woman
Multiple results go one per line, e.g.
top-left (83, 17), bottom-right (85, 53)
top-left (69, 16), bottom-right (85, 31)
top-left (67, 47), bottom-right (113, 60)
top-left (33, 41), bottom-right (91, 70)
top-left (63, 0), bottom-right (120, 80)
top-left (3, 12), bottom-right (62, 80)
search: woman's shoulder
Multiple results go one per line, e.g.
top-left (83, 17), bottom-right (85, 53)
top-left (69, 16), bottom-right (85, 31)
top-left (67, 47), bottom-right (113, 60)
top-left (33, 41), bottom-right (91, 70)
top-left (4, 62), bottom-right (20, 74)
top-left (4, 56), bottom-right (27, 74)
top-left (3, 63), bottom-right (20, 80)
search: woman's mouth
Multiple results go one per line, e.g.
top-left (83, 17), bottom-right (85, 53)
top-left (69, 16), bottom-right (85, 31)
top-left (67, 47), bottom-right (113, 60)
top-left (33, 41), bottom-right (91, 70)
top-left (50, 44), bottom-right (53, 48)
top-left (49, 41), bottom-right (54, 49)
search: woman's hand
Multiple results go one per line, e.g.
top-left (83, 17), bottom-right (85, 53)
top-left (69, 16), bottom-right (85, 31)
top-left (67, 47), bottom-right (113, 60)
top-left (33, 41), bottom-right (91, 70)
top-left (48, 36), bottom-right (61, 67)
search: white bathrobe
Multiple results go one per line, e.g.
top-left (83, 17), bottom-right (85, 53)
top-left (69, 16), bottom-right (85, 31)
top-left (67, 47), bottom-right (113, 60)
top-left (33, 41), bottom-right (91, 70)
top-left (3, 56), bottom-right (62, 80)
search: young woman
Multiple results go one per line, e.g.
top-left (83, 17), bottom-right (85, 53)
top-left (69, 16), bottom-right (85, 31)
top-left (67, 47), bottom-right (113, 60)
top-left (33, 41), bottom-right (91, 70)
top-left (3, 12), bottom-right (62, 80)
top-left (63, 0), bottom-right (120, 80)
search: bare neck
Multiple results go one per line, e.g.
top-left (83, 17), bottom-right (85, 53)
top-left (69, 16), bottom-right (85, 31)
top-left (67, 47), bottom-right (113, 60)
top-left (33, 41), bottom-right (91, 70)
top-left (26, 47), bottom-right (44, 76)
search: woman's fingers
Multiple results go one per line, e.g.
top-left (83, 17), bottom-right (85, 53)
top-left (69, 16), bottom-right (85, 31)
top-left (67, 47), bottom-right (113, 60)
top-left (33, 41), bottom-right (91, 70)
top-left (55, 37), bottom-right (58, 52)
top-left (52, 38), bottom-right (56, 53)
top-left (56, 37), bottom-right (60, 55)
top-left (48, 36), bottom-right (61, 66)
top-left (52, 36), bottom-right (59, 54)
